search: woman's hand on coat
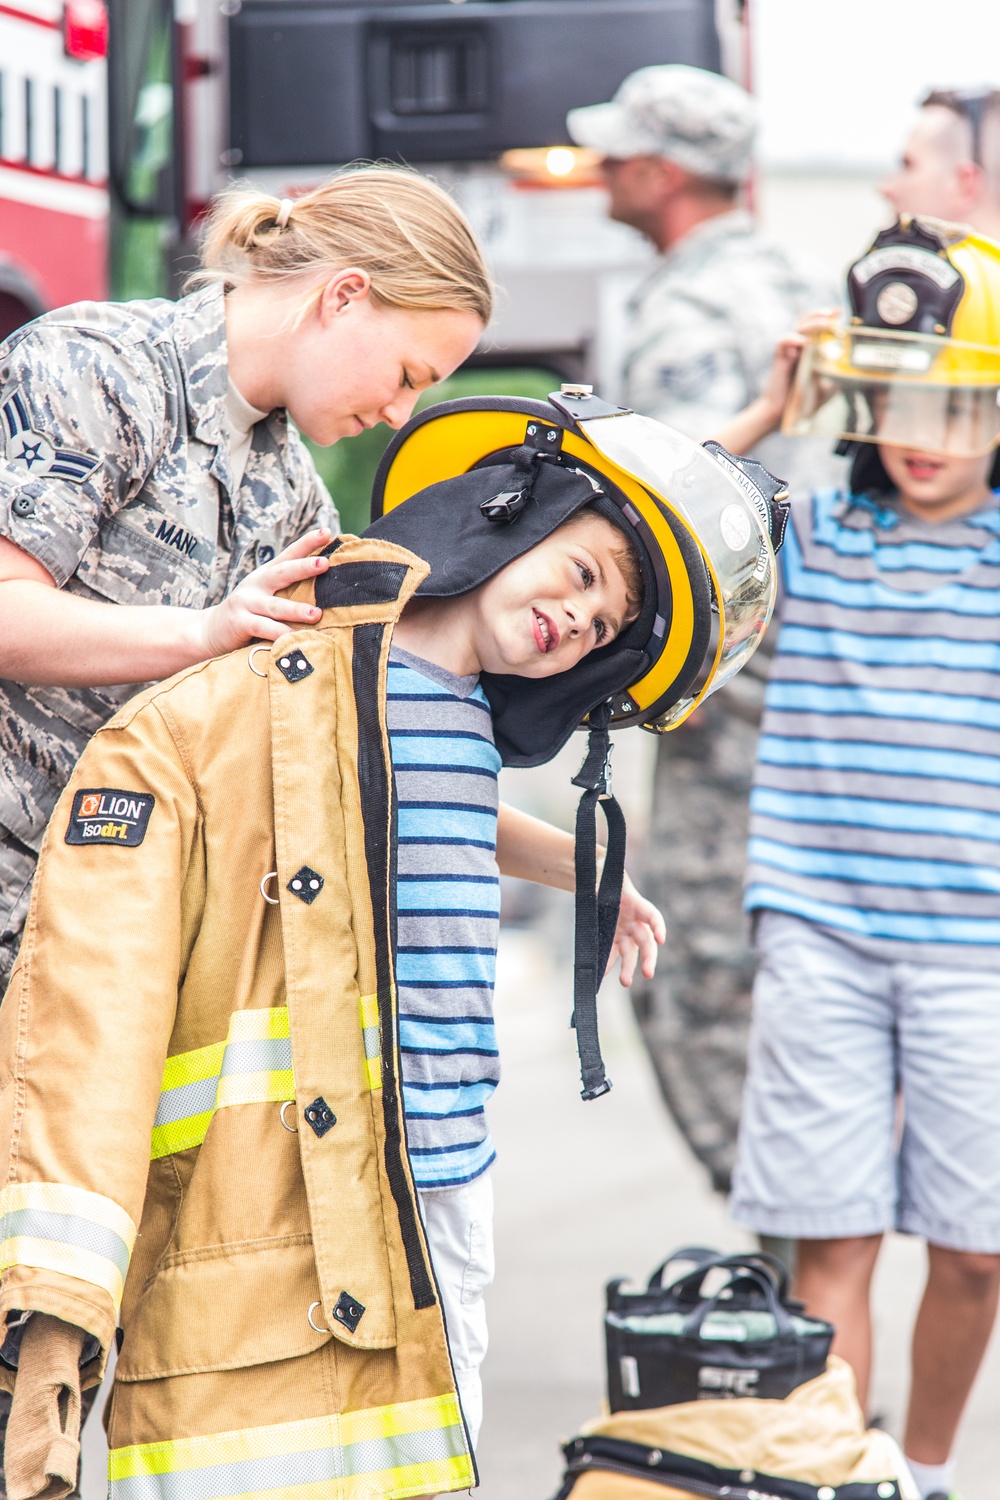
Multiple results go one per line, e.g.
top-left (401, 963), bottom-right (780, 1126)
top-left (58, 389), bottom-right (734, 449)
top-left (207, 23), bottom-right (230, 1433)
top-left (198, 528), bottom-right (334, 656)
top-left (0, 528), bottom-right (337, 687)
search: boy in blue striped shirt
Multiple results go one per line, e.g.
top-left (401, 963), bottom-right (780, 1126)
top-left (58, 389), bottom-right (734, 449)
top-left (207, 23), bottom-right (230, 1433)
top-left (382, 497), bottom-right (663, 1454)
top-left (720, 218), bottom-right (1000, 1500)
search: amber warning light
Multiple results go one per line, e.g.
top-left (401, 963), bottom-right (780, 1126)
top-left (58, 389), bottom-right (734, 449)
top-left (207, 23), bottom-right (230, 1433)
top-left (64, 0), bottom-right (108, 63)
top-left (499, 146), bottom-right (603, 188)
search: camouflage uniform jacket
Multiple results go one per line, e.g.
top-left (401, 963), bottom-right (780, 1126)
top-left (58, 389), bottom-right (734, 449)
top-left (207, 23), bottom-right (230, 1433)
top-left (0, 284), bottom-right (338, 968)
top-left (623, 208), bottom-right (845, 500)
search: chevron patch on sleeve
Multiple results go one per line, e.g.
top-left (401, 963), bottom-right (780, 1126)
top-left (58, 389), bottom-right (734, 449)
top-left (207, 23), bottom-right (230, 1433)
top-left (2, 388), bottom-right (99, 484)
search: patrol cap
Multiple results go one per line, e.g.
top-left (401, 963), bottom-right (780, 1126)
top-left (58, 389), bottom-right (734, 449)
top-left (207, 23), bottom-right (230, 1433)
top-left (566, 64), bottom-right (757, 182)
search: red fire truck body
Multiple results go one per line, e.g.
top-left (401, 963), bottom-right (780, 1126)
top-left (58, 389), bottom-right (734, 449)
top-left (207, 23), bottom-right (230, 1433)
top-left (0, 1), bottom-right (108, 334)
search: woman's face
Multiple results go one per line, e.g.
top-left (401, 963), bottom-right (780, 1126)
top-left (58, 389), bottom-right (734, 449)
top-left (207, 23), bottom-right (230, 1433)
top-left (284, 273), bottom-right (483, 445)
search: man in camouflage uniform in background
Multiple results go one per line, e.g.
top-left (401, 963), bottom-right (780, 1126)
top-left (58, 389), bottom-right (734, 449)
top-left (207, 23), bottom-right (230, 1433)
top-left (0, 283), bottom-right (338, 984)
top-left (569, 66), bottom-right (845, 1189)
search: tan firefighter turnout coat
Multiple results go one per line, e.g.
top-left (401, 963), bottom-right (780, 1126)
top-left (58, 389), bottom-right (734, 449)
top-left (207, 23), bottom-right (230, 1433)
top-left (0, 535), bottom-right (477, 1500)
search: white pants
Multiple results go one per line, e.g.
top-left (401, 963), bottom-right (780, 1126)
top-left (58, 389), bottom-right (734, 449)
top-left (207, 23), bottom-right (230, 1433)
top-left (418, 1171), bottom-right (495, 1449)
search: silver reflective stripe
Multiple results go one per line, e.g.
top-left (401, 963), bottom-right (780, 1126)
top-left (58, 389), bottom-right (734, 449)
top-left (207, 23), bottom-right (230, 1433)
top-left (344, 1426), bottom-right (467, 1474)
top-left (153, 1076), bottom-right (218, 1129)
top-left (3, 1208), bottom-right (131, 1280)
top-left (219, 1037), bottom-right (292, 1077)
top-left (110, 1423), bottom-right (467, 1500)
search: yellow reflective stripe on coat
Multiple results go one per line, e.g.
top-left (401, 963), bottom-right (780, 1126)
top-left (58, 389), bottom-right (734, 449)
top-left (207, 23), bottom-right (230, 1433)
top-left (108, 1392), bottom-right (473, 1500)
top-left (0, 1182), bottom-right (136, 1314)
top-left (151, 1008), bottom-right (294, 1160)
top-left (360, 991), bottom-right (381, 1090)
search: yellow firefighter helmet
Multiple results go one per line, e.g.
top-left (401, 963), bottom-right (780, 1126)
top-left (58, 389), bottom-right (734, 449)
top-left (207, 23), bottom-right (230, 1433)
top-left (369, 387), bottom-right (788, 750)
top-left (783, 216), bottom-right (1000, 458)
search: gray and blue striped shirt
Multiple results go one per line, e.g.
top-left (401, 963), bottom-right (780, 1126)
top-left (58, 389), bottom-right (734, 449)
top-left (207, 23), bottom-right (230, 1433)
top-left (387, 646), bottom-right (501, 1188)
top-left (746, 488), bottom-right (1000, 968)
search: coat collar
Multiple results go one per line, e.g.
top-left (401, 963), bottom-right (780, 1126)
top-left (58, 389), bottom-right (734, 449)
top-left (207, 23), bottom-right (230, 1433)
top-left (171, 283), bottom-right (230, 449)
top-left (170, 282), bottom-right (293, 502)
top-left (281, 534), bottom-right (430, 628)
top-left (661, 208), bottom-right (754, 267)
top-left (634, 209), bottom-right (754, 303)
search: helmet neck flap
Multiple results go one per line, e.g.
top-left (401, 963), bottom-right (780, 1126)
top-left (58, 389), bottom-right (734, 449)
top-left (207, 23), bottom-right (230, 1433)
top-left (365, 441), bottom-right (658, 768)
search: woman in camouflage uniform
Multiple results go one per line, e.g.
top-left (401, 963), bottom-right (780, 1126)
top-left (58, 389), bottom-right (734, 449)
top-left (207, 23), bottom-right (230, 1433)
top-left (0, 166), bottom-right (490, 986)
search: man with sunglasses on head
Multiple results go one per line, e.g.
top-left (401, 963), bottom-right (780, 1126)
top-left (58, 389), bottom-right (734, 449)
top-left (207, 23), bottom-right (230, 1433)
top-left (883, 87), bottom-right (1000, 242)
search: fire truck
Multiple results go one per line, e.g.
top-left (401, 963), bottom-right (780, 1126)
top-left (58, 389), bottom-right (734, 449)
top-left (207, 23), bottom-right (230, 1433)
top-left (1, 0), bottom-right (742, 381)
top-left (0, 1), bottom-right (108, 338)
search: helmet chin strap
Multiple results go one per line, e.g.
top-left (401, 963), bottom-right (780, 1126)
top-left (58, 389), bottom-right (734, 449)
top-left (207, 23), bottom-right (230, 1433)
top-left (570, 699), bottom-right (627, 1101)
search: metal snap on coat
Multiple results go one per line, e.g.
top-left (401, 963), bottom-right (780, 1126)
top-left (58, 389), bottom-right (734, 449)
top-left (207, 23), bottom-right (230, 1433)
top-left (0, 535), bottom-right (475, 1500)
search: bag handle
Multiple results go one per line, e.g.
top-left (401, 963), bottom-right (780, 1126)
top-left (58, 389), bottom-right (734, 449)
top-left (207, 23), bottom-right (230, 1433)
top-left (646, 1247), bottom-right (720, 1290)
top-left (648, 1249), bottom-right (792, 1304)
top-left (683, 1264), bottom-right (796, 1339)
top-left (561, 1434), bottom-right (901, 1500)
top-left (712, 1249), bottom-right (792, 1302)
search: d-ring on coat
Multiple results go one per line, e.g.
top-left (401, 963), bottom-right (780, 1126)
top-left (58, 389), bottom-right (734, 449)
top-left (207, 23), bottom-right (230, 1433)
top-left (0, 535), bottom-right (476, 1500)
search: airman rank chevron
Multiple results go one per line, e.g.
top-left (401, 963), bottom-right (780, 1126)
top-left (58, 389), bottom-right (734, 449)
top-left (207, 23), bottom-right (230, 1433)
top-left (2, 388), bottom-right (99, 484)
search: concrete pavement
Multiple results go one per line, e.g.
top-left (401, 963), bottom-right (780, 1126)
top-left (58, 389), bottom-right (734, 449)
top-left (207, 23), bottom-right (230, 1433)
top-left (475, 916), bottom-right (1000, 1500)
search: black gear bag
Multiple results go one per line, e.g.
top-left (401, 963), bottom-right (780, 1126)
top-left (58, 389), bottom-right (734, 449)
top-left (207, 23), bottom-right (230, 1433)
top-left (605, 1247), bottom-right (834, 1412)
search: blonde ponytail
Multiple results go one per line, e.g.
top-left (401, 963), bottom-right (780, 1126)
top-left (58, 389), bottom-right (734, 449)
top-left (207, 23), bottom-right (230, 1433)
top-left (195, 164), bottom-right (493, 324)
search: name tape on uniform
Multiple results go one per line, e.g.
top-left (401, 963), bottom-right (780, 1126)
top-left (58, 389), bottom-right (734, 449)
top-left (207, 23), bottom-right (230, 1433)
top-left (65, 788), bottom-right (156, 847)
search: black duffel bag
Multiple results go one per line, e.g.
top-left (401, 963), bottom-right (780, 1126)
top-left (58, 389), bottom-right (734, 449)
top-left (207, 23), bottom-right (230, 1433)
top-left (605, 1246), bottom-right (834, 1412)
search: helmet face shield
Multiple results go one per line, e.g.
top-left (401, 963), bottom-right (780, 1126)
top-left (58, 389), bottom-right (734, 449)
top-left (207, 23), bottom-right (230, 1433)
top-left (565, 410), bottom-right (779, 728)
top-left (784, 328), bottom-right (1000, 459)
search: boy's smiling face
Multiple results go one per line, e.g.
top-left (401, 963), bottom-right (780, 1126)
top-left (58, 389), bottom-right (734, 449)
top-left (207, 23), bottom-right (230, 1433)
top-left (468, 511), bottom-right (634, 678)
top-left (878, 444), bottom-right (996, 524)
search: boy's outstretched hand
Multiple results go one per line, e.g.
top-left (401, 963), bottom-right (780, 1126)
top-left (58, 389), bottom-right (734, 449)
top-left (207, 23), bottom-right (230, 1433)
top-left (609, 871), bottom-right (666, 987)
top-left (496, 803), bottom-right (665, 985)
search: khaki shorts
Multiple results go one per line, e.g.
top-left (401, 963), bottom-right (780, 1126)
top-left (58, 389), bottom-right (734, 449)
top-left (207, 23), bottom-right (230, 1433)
top-left (730, 910), bottom-right (1000, 1253)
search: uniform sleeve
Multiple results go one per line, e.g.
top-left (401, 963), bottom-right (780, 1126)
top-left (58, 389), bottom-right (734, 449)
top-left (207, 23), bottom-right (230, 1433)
top-left (623, 292), bottom-right (752, 441)
top-left (282, 423), bottom-right (341, 539)
top-left (0, 325), bottom-right (165, 586)
top-left (0, 697), bottom-right (199, 1380)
